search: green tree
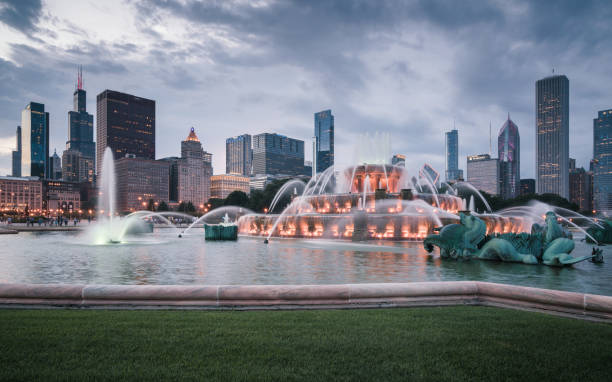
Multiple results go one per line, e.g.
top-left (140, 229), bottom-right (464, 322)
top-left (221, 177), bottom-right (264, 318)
top-left (208, 198), bottom-right (224, 211)
top-left (186, 201), bottom-right (196, 213)
top-left (478, 191), bottom-right (579, 213)
top-left (224, 191), bottom-right (249, 207)
top-left (247, 190), bottom-right (265, 212)
top-left (261, 179), bottom-right (293, 213)
top-left (157, 201), bottom-right (169, 211)
top-left (147, 199), bottom-right (156, 211)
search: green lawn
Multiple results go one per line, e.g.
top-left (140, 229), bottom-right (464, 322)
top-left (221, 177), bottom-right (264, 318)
top-left (0, 306), bottom-right (611, 381)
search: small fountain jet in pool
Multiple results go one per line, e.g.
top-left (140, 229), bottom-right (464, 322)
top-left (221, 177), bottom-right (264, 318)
top-left (86, 147), bottom-right (194, 244)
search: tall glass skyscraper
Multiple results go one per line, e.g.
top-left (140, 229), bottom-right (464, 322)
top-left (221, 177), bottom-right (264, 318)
top-left (445, 129), bottom-right (463, 181)
top-left (226, 134), bottom-right (252, 176)
top-left (21, 102), bottom-right (49, 178)
top-left (252, 133), bottom-right (305, 176)
top-left (96, 90), bottom-right (155, 175)
top-left (67, 68), bottom-right (95, 179)
top-left (315, 109), bottom-right (334, 173)
top-left (593, 109), bottom-right (612, 214)
top-left (11, 126), bottom-right (21, 177)
top-left (498, 116), bottom-right (520, 199)
top-left (536, 75), bottom-right (569, 198)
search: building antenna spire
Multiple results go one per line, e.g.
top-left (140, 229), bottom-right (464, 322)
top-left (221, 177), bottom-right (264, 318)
top-left (77, 65), bottom-right (83, 90)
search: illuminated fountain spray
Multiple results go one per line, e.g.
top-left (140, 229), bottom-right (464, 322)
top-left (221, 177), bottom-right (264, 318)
top-left (91, 147), bottom-right (120, 243)
top-left (236, 132), bottom-right (600, 242)
top-left (98, 147), bottom-right (116, 224)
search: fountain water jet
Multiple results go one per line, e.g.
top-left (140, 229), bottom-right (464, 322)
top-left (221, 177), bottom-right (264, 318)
top-left (84, 148), bottom-right (188, 244)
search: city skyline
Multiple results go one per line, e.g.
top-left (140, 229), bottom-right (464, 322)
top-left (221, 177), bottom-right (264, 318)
top-left (1, 1), bottom-right (611, 177)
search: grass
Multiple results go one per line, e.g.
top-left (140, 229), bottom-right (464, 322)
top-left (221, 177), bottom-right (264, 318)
top-left (0, 306), bottom-right (611, 381)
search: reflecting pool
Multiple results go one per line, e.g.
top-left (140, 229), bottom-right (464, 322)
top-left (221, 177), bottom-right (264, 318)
top-left (0, 229), bottom-right (610, 296)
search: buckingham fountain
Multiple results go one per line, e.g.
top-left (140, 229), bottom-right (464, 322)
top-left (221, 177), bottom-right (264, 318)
top-left (89, 137), bottom-right (605, 269)
top-left (231, 133), bottom-right (604, 267)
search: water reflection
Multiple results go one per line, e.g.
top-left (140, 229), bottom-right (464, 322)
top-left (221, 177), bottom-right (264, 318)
top-left (0, 231), bottom-right (610, 296)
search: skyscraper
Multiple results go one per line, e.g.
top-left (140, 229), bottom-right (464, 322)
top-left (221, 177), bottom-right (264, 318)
top-left (115, 157), bottom-right (169, 212)
top-left (178, 128), bottom-right (213, 205)
top-left (67, 67), bottom-right (95, 178)
top-left (11, 126), bottom-right (21, 177)
top-left (96, 90), bottom-right (155, 175)
top-left (252, 133), bottom-right (305, 176)
top-left (226, 134), bottom-right (252, 176)
top-left (520, 179), bottom-right (536, 195)
top-left (445, 129), bottom-right (463, 182)
top-left (21, 102), bottom-right (49, 178)
top-left (536, 75), bottom-right (569, 198)
top-left (593, 108), bottom-right (612, 214)
top-left (467, 154), bottom-right (500, 195)
top-left (420, 163), bottom-right (440, 188)
top-left (49, 150), bottom-right (62, 180)
top-left (315, 109), bottom-right (334, 173)
top-left (498, 116), bottom-right (520, 199)
top-left (391, 154), bottom-right (406, 167)
top-left (569, 165), bottom-right (593, 213)
top-left (62, 149), bottom-right (93, 183)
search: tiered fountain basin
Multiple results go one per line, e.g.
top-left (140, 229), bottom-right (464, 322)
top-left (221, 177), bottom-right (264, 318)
top-left (238, 196), bottom-right (527, 240)
top-left (238, 164), bottom-right (529, 241)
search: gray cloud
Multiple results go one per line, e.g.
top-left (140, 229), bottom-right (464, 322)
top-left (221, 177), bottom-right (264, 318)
top-left (0, 0), bottom-right (611, 178)
top-left (0, 0), bottom-right (41, 34)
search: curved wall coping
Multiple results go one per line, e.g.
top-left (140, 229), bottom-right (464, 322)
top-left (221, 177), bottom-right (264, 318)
top-left (0, 281), bottom-right (610, 320)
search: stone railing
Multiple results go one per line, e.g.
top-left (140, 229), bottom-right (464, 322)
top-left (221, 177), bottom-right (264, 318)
top-left (0, 281), bottom-right (610, 320)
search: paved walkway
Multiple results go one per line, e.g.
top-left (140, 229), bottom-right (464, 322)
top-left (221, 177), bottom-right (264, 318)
top-left (0, 223), bottom-right (84, 232)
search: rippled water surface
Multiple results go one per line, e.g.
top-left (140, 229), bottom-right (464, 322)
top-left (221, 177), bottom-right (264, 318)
top-left (0, 229), bottom-right (610, 296)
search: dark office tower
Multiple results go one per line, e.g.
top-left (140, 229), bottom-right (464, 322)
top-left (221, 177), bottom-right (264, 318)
top-left (570, 166), bottom-right (593, 213)
top-left (520, 179), bottom-right (536, 195)
top-left (21, 102), bottom-right (49, 178)
top-left (536, 75), bottom-right (569, 199)
top-left (11, 126), bottom-right (21, 177)
top-left (593, 109), bottom-right (612, 214)
top-left (420, 163), bottom-right (441, 188)
top-left (252, 133), bottom-right (305, 176)
top-left (498, 116), bottom-right (520, 199)
top-left (391, 154), bottom-right (406, 167)
top-left (226, 134), bottom-right (252, 176)
top-left (445, 129), bottom-right (463, 182)
top-left (315, 109), bottom-right (334, 173)
top-left (96, 90), bottom-right (155, 175)
top-left (48, 150), bottom-right (62, 180)
top-left (67, 67), bottom-right (95, 178)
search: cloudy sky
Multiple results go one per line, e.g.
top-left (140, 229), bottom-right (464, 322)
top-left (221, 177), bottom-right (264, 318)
top-left (0, 0), bottom-right (611, 178)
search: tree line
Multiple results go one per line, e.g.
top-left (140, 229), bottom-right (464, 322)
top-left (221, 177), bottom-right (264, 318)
top-left (147, 178), bottom-right (295, 215)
